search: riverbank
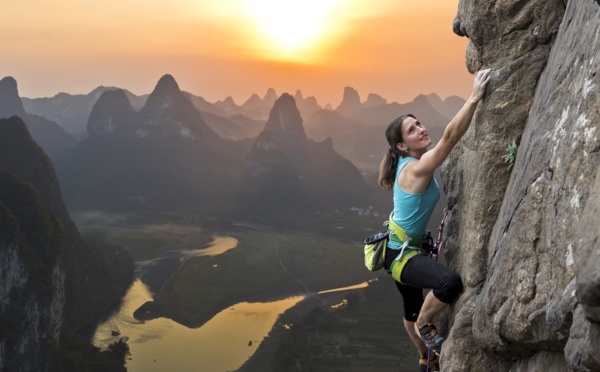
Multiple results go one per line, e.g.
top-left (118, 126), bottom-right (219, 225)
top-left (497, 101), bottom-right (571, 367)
top-left (238, 276), bottom-right (417, 372)
top-left (144, 226), bottom-right (373, 328)
top-left (237, 289), bottom-right (352, 371)
top-left (79, 212), bottom-right (400, 370)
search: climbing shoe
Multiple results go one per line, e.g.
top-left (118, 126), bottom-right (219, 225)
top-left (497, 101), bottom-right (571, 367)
top-left (414, 322), bottom-right (445, 355)
top-left (419, 351), bottom-right (440, 372)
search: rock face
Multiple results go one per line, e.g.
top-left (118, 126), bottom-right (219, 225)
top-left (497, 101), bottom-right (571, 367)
top-left (0, 116), bottom-right (134, 370)
top-left (441, 1), bottom-right (599, 371)
top-left (0, 172), bottom-right (65, 372)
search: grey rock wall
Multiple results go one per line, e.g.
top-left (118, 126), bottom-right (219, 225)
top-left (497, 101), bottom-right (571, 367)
top-left (568, 161), bottom-right (600, 370)
top-left (442, 0), bottom-right (599, 371)
top-left (0, 239), bottom-right (65, 372)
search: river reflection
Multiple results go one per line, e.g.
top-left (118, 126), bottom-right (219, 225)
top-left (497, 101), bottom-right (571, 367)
top-left (181, 236), bottom-right (238, 258)
top-left (93, 279), bottom-right (305, 372)
top-left (317, 281), bottom-right (372, 295)
top-left (93, 234), bottom-right (370, 371)
top-left (93, 235), bottom-right (305, 371)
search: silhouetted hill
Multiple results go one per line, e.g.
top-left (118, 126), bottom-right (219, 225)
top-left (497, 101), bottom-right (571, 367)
top-left (0, 169), bottom-right (66, 371)
top-left (183, 92), bottom-right (266, 140)
top-left (183, 92), bottom-right (265, 140)
top-left (182, 91), bottom-right (227, 116)
top-left (22, 85), bottom-right (145, 136)
top-left (263, 93), bottom-right (310, 172)
top-left (56, 74), bottom-right (243, 214)
top-left (0, 115), bottom-right (134, 328)
top-left (363, 93), bottom-right (387, 108)
top-left (0, 76), bottom-right (75, 156)
top-left (304, 92), bottom-right (454, 171)
top-left (236, 130), bottom-right (310, 220)
top-left (137, 74), bottom-right (221, 141)
top-left (304, 109), bottom-right (380, 171)
top-left (336, 86), bottom-right (362, 117)
top-left (356, 94), bottom-right (449, 128)
top-left (424, 93), bottom-right (465, 119)
top-left (87, 89), bottom-right (137, 135)
top-left (241, 93), bottom-right (263, 111)
top-left (263, 87), bottom-right (278, 107)
top-left (236, 94), bottom-right (371, 222)
top-left (23, 85), bottom-right (249, 140)
top-left (294, 90), bottom-right (321, 116)
top-left (200, 110), bottom-right (264, 140)
top-left (0, 116), bottom-right (134, 370)
top-left (214, 96), bottom-right (239, 115)
top-left (240, 88), bottom-right (282, 120)
top-left (212, 88), bottom-right (324, 121)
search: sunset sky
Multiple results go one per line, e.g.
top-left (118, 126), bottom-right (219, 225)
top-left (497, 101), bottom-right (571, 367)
top-left (2, 0), bottom-right (471, 106)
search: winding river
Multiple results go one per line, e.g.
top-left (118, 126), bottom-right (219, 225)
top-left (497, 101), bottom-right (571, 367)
top-left (93, 279), bottom-right (304, 371)
top-left (92, 235), bottom-right (367, 371)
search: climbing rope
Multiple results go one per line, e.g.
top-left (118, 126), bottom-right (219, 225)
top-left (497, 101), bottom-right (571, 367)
top-left (432, 208), bottom-right (448, 260)
top-left (423, 208), bottom-right (448, 261)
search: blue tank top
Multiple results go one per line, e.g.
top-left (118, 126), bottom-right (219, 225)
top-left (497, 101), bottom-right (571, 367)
top-left (391, 156), bottom-right (440, 242)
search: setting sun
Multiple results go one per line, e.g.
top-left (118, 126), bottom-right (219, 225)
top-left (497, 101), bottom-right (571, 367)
top-left (238, 0), bottom-right (344, 62)
top-left (1, 0), bottom-right (470, 106)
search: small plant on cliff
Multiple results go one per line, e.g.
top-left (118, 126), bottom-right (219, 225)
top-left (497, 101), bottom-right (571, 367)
top-left (502, 140), bottom-right (518, 171)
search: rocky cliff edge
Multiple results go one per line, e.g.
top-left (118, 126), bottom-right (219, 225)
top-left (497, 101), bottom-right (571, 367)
top-left (441, 1), bottom-right (599, 371)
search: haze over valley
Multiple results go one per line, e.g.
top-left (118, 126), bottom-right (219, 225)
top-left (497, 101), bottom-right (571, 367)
top-left (3, 1), bottom-right (599, 371)
top-left (0, 0), bottom-right (600, 372)
top-left (0, 72), bottom-right (460, 370)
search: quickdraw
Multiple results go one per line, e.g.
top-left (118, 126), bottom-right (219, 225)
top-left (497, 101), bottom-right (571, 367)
top-left (422, 208), bottom-right (448, 261)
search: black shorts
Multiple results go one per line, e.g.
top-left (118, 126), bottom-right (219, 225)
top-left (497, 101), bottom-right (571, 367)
top-left (385, 251), bottom-right (463, 322)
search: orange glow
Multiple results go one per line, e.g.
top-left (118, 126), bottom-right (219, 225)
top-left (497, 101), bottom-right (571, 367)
top-left (1, 1), bottom-right (471, 105)
top-left (238, 0), bottom-right (344, 63)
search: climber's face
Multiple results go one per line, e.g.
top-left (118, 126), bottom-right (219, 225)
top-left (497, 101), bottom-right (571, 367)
top-left (395, 116), bottom-right (431, 155)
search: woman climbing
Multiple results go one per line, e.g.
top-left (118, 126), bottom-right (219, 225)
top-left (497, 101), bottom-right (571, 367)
top-left (377, 68), bottom-right (491, 371)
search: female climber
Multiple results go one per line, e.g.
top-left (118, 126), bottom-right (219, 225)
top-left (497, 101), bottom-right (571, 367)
top-left (377, 68), bottom-right (491, 371)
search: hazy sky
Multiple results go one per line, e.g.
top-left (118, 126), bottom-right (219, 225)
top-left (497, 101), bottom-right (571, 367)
top-left (2, 0), bottom-right (471, 106)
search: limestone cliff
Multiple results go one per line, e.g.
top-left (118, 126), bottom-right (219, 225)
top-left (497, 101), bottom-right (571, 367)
top-left (441, 1), bottom-right (599, 371)
top-left (0, 173), bottom-right (65, 372)
top-left (0, 116), bottom-right (135, 370)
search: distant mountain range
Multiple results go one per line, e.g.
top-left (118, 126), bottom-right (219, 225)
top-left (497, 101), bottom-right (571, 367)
top-left (303, 88), bottom-right (464, 171)
top-left (55, 74), bottom-right (245, 215)
top-left (0, 77), bottom-right (75, 157)
top-left (53, 75), bottom-right (372, 220)
top-left (1, 73), bottom-right (464, 219)
top-left (237, 93), bottom-right (370, 222)
top-left (16, 76), bottom-right (464, 172)
top-left (0, 73), bottom-right (462, 368)
top-left (21, 85), bottom-right (146, 138)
